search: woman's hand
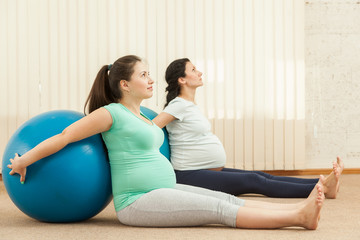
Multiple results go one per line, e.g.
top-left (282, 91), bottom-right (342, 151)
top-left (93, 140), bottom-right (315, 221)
top-left (7, 153), bottom-right (27, 183)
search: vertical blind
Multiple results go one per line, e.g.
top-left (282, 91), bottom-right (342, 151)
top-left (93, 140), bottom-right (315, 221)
top-left (0, 0), bottom-right (305, 172)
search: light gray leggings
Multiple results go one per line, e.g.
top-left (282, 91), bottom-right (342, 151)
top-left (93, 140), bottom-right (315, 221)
top-left (116, 184), bottom-right (245, 227)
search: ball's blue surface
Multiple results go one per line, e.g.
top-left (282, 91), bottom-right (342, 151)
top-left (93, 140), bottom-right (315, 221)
top-left (2, 110), bottom-right (112, 223)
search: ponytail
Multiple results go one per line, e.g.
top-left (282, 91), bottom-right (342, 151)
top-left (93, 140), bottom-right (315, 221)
top-left (84, 65), bottom-right (116, 114)
top-left (84, 55), bottom-right (142, 114)
top-left (164, 58), bottom-right (190, 108)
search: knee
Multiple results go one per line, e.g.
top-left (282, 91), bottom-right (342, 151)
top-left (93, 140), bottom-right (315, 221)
top-left (247, 173), bottom-right (267, 182)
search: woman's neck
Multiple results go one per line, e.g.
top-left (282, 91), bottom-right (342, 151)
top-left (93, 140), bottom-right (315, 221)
top-left (178, 88), bottom-right (196, 103)
top-left (119, 98), bottom-right (142, 115)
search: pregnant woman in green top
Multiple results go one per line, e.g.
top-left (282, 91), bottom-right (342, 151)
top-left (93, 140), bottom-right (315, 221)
top-left (8, 55), bottom-right (324, 229)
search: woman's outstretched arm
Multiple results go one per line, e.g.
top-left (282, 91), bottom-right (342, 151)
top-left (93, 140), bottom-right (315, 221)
top-left (153, 112), bottom-right (176, 128)
top-left (7, 108), bottom-right (113, 182)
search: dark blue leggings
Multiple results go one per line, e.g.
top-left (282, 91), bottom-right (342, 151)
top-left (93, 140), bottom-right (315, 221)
top-left (175, 168), bottom-right (319, 198)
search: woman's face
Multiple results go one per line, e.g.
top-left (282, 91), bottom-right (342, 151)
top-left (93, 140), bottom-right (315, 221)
top-left (182, 62), bottom-right (203, 88)
top-left (126, 61), bottom-right (154, 99)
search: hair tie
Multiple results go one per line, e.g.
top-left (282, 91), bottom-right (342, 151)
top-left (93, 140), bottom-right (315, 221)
top-left (108, 64), bottom-right (113, 70)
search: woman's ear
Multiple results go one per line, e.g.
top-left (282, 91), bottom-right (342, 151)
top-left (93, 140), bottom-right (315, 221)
top-left (119, 80), bottom-right (130, 93)
top-left (178, 77), bottom-right (186, 86)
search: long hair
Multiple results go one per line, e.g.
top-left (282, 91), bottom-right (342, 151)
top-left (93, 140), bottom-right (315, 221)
top-left (84, 55), bottom-right (142, 114)
top-left (164, 58), bottom-right (190, 108)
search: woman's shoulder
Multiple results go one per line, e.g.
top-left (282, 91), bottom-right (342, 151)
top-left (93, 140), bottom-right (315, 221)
top-left (168, 97), bottom-right (193, 107)
top-left (104, 102), bottom-right (120, 108)
top-left (163, 97), bottom-right (194, 120)
top-left (103, 102), bottom-right (123, 111)
top-left (102, 103), bottom-right (127, 118)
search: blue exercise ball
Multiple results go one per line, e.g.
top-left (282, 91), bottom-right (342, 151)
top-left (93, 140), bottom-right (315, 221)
top-left (2, 110), bottom-right (112, 223)
top-left (140, 106), bottom-right (171, 160)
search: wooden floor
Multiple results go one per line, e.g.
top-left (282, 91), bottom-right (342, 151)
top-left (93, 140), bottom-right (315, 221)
top-left (0, 174), bottom-right (359, 240)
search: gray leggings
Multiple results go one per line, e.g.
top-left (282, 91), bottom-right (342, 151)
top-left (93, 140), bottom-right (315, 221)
top-left (116, 184), bottom-right (245, 227)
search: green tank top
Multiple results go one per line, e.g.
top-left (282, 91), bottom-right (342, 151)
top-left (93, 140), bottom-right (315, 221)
top-left (101, 103), bottom-right (176, 211)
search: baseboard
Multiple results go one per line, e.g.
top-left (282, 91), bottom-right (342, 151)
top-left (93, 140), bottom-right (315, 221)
top-left (1, 168), bottom-right (359, 181)
top-left (262, 168), bottom-right (360, 176)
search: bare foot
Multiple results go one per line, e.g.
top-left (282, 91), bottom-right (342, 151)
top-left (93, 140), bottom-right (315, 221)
top-left (303, 177), bottom-right (323, 205)
top-left (336, 156), bottom-right (344, 192)
top-left (299, 183), bottom-right (324, 230)
top-left (337, 156), bottom-right (344, 172)
top-left (322, 157), bottom-right (343, 199)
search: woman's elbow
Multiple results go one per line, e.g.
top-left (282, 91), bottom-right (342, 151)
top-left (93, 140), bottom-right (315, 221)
top-left (153, 118), bottom-right (164, 128)
top-left (153, 113), bottom-right (175, 128)
top-left (59, 128), bottom-right (73, 146)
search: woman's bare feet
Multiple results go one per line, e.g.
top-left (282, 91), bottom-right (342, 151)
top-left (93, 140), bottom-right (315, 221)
top-left (336, 156), bottom-right (344, 193)
top-left (337, 156), bottom-right (345, 174)
top-left (299, 183), bottom-right (324, 230)
top-left (322, 157), bottom-right (344, 199)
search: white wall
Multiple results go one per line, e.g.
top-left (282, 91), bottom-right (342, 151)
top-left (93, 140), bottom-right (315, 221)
top-left (0, 0), bottom-right (305, 172)
top-left (305, 0), bottom-right (360, 168)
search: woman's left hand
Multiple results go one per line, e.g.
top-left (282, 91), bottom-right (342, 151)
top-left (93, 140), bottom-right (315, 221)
top-left (7, 153), bottom-right (27, 183)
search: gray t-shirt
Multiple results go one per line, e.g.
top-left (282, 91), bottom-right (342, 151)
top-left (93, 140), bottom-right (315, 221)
top-left (163, 97), bottom-right (226, 170)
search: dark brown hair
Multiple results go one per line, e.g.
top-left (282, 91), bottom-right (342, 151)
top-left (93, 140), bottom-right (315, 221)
top-left (84, 55), bottom-right (142, 114)
top-left (164, 58), bottom-right (190, 108)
